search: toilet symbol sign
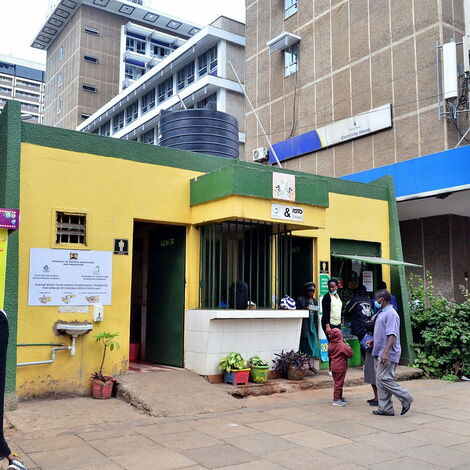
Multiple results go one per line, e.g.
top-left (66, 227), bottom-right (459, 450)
top-left (320, 261), bottom-right (329, 273)
top-left (114, 239), bottom-right (129, 255)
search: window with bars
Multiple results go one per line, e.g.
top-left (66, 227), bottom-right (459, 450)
top-left (284, 43), bottom-right (298, 77)
top-left (199, 220), bottom-right (293, 309)
top-left (56, 212), bottom-right (86, 245)
top-left (284, 0), bottom-right (298, 19)
top-left (112, 111), bottom-right (125, 133)
top-left (126, 101), bottom-right (139, 124)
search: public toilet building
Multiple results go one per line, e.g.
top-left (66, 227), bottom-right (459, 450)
top-left (0, 101), bottom-right (412, 398)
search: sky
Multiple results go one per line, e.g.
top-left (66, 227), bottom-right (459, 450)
top-left (0, 0), bottom-right (245, 65)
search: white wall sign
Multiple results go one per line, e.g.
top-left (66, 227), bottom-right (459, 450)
top-left (317, 104), bottom-right (392, 147)
top-left (271, 204), bottom-right (304, 222)
top-left (28, 248), bottom-right (113, 306)
top-left (273, 172), bottom-right (296, 201)
top-left (362, 271), bottom-right (374, 292)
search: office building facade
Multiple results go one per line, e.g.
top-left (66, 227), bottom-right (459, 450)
top-left (33, 0), bottom-right (200, 130)
top-left (77, 17), bottom-right (246, 156)
top-left (0, 54), bottom-right (45, 123)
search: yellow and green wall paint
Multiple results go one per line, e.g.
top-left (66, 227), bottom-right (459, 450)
top-left (0, 100), bottom-right (413, 398)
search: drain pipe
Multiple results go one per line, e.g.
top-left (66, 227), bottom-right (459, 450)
top-left (17, 345), bottom-right (72, 367)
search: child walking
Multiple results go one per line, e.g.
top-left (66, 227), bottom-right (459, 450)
top-left (328, 328), bottom-right (353, 406)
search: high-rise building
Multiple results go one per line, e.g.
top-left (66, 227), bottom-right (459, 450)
top-left (0, 54), bottom-right (45, 124)
top-left (32, 0), bottom-right (201, 130)
top-left (77, 16), bottom-right (246, 156)
top-left (244, 1), bottom-right (469, 301)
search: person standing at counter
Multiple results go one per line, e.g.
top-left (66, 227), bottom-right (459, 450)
top-left (296, 282), bottom-right (320, 359)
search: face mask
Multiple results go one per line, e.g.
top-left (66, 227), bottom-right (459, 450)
top-left (375, 301), bottom-right (382, 309)
top-left (331, 290), bottom-right (337, 295)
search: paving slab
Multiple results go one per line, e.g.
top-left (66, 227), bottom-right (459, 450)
top-left (401, 443), bottom-right (470, 469)
top-left (224, 432), bottom-right (298, 456)
top-left (182, 444), bottom-right (257, 468)
top-left (111, 447), bottom-right (196, 470)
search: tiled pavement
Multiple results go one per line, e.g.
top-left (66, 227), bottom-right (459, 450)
top-left (2, 379), bottom-right (470, 470)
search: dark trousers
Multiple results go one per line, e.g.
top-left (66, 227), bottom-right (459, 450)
top-left (332, 369), bottom-right (346, 401)
top-left (0, 312), bottom-right (11, 458)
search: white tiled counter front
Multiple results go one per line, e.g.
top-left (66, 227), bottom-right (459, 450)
top-left (185, 309), bottom-right (308, 376)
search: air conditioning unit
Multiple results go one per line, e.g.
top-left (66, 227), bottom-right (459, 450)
top-left (252, 147), bottom-right (268, 162)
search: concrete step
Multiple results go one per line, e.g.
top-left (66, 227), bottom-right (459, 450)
top-left (220, 366), bottom-right (424, 398)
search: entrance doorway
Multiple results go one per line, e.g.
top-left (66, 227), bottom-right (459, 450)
top-left (130, 222), bottom-right (186, 367)
top-left (291, 236), bottom-right (314, 299)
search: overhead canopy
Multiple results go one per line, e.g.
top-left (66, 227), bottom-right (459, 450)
top-left (331, 253), bottom-right (421, 267)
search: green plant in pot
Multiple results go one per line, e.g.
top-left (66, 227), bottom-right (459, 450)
top-left (249, 355), bottom-right (270, 383)
top-left (92, 331), bottom-right (120, 399)
top-left (219, 352), bottom-right (250, 385)
top-left (273, 350), bottom-right (310, 380)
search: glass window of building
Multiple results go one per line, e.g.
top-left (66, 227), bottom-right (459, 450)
top-left (199, 221), bottom-right (293, 309)
top-left (141, 88), bottom-right (156, 113)
top-left (15, 90), bottom-right (40, 100)
top-left (59, 45), bottom-right (64, 61)
top-left (57, 98), bottom-right (62, 114)
top-left (126, 101), bottom-right (139, 124)
top-left (58, 73), bottom-right (63, 88)
top-left (21, 102), bottom-right (40, 111)
top-left (196, 93), bottom-right (217, 109)
top-left (100, 120), bottom-right (110, 136)
top-left (126, 37), bottom-right (146, 54)
top-left (141, 128), bottom-right (155, 144)
top-left (84, 26), bottom-right (100, 36)
top-left (151, 44), bottom-right (170, 59)
top-left (82, 84), bottom-right (97, 92)
top-left (177, 61), bottom-right (195, 90)
top-left (84, 55), bottom-right (99, 64)
top-left (125, 64), bottom-right (144, 81)
top-left (112, 111), bottom-right (125, 133)
top-left (0, 62), bottom-right (15, 75)
top-left (0, 75), bottom-right (13, 85)
top-left (157, 77), bottom-right (173, 103)
top-left (16, 79), bottom-right (40, 90)
top-left (198, 46), bottom-right (218, 77)
top-left (284, 0), bottom-right (298, 19)
top-left (0, 87), bottom-right (12, 96)
top-left (284, 43), bottom-right (298, 77)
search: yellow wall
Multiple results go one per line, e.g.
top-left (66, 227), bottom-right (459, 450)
top-left (17, 143), bottom-right (204, 397)
top-left (294, 193), bottom-right (391, 291)
top-left (17, 143), bottom-right (391, 397)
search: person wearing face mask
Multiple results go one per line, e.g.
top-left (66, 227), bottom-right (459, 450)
top-left (366, 289), bottom-right (413, 416)
top-left (321, 279), bottom-right (342, 337)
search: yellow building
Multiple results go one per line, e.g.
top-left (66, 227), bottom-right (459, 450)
top-left (0, 101), bottom-right (413, 398)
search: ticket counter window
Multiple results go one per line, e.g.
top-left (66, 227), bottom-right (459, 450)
top-left (199, 220), bottom-right (293, 309)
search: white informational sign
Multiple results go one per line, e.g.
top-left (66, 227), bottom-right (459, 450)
top-left (317, 103), bottom-right (392, 148)
top-left (362, 271), bottom-right (374, 292)
top-left (28, 248), bottom-right (112, 306)
top-left (271, 204), bottom-right (304, 222)
top-left (273, 172), bottom-right (296, 201)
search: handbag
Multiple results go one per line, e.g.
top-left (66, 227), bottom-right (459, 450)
top-left (360, 333), bottom-right (374, 351)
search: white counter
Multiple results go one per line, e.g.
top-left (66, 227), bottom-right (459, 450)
top-left (185, 309), bottom-right (308, 376)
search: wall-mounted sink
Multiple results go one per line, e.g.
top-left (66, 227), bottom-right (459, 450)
top-left (56, 322), bottom-right (93, 337)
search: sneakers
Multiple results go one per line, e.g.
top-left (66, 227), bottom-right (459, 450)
top-left (7, 459), bottom-right (28, 470)
top-left (328, 371), bottom-right (332, 377)
top-left (340, 397), bottom-right (349, 404)
top-left (332, 399), bottom-right (347, 406)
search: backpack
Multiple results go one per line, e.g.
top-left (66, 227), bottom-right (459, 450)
top-left (228, 281), bottom-right (249, 309)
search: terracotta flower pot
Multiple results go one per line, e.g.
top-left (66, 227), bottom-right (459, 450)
top-left (287, 365), bottom-right (308, 381)
top-left (92, 377), bottom-right (115, 399)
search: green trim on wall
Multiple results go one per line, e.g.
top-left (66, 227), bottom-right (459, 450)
top-left (331, 239), bottom-right (381, 257)
top-left (0, 101), bottom-right (21, 394)
top-left (373, 175), bottom-right (415, 364)
top-left (190, 164), bottom-right (329, 207)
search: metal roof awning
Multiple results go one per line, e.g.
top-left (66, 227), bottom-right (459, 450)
top-left (267, 32), bottom-right (301, 54)
top-left (331, 253), bottom-right (421, 267)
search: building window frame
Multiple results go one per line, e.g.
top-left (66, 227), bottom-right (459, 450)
top-left (100, 120), bottom-right (110, 136)
top-left (157, 77), bottom-right (173, 103)
top-left (141, 128), bottom-right (155, 144)
top-left (126, 101), bottom-right (139, 124)
top-left (112, 111), bottom-right (125, 133)
top-left (82, 83), bottom-right (97, 93)
top-left (54, 211), bottom-right (87, 247)
top-left (125, 64), bottom-right (144, 81)
top-left (284, 43), bottom-right (298, 77)
top-left (198, 46), bottom-right (218, 77)
top-left (141, 88), bottom-right (156, 113)
top-left (176, 61), bottom-right (195, 91)
top-left (59, 45), bottom-right (64, 61)
top-left (56, 98), bottom-right (62, 115)
top-left (84, 25), bottom-right (100, 36)
top-left (284, 0), bottom-right (298, 19)
top-left (83, 55), bottom-right (99, 64)
top-left (126, 36), bottom-right (146, 55)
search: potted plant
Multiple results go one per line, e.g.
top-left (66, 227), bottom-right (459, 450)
top-left (219, 352), bottom-right (250, 385)
top-left (249, 355), bottom-right (270, 383)
top-left (92, 331), bottom-right (120, 399)
top-left (273, 350), bottom-right (310, 381)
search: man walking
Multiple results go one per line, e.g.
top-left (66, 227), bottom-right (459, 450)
top-left (370, 289), bottom-right (413, 416)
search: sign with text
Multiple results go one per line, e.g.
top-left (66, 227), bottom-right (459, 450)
top-left (28, 248), bottom-right (112, 306)
top-left (271, 204), bottom-right (304, 222)
top-left (363, 270), bottom-right (374, 292)
top-left (0, 209), bottom-right (19, 230)
top-left (272, 172), bottom-right (296, 201)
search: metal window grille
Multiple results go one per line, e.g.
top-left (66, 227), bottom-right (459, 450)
top-left (199, 220), bottom-right (292, 309)
top-left (56, 212), bottom-right (86, 245)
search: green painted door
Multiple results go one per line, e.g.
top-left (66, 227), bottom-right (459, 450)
top-left (291, 237), bottom-right (313, 299)
top-left (145, 225), bottom-right (186, 367)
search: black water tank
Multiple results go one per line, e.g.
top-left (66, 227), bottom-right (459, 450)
top-left (159, 107), bottom-right (239, 159)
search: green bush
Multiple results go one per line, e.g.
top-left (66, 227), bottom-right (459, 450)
top-left (408, 273), bottom-right (470, 378)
